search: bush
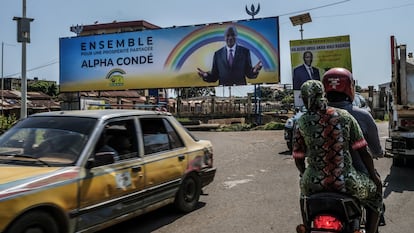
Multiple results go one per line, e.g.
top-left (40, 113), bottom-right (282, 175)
top-left (217, 123), bottom-right (253, 132)
top-left (263, 121), bottom-right (285, 130)
top-left (216, 121), bottom-right (284, 131)
top-left (0, 115), bottom-right (17, 134)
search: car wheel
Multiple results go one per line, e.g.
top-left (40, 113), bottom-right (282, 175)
top-left (6, 211), bottom-right (59, 233)
top-left (175, 174), bottom-right (201, 213)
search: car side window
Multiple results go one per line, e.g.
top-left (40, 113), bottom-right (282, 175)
top-left (93, 119), bottom-right (138, 166)
top-left (163, 119), bottom-right (184, 149)
top-left (140, 118), bottom-right (171, 155)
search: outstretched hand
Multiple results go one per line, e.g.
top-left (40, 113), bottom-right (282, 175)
top-left (253, 61), bottom-right (263, 73)
top-left (197, 68), bottom-right (208, 78)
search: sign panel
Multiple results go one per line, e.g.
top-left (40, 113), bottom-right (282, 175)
top-left (60, 17), bottom-right (280, 92)
top-left (289, 35), bottom-right (352, 106)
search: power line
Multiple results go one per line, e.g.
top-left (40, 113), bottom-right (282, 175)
top-left (278, 0), bottom-right (351, 17)
top-left (4, 59), bottom-right (58, 78)
top-left (279, 2), bottom-right (414, 24)
top-left (315, 3), bottom-right (414, 18)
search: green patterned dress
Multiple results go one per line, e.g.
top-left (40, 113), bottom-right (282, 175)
top-left (293, 107), bottom-right (382, 212)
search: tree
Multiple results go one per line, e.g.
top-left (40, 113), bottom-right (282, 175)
top-left (28, 81), bottom-right (58, 97)
top-left (258, 86), bottom-right (274, 101)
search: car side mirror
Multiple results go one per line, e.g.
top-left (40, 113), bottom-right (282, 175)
top-left (85, 152), bottom-right (115, 169)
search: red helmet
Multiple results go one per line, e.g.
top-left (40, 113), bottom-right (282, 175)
top-left (322, 67), bottom-right (355, 101)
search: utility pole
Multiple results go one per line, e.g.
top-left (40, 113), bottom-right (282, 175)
top-left (13, 0), bottom-right (34, 119)
top-left (1, 42), bottom-right (4, 118)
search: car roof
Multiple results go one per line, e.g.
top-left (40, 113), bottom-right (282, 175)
top-left (28, 109), bottom-right (172, 120)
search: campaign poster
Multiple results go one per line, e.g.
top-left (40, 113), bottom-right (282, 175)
top-left (289, 35), bottom-right (352, 106)
top-left (59, 17), bottom-right (280, 92)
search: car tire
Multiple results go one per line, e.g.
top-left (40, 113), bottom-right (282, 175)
top-left (175, 174), bottom-right (201, 213)
top-left (6, 210), bottom-right (59, 233)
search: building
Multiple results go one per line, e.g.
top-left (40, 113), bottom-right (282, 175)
top-left (70, 20), bottom-right (160, 36)
top-left (0, 89), bottom-right (60, 118)
top-left (0, 77), bottom-right (60, 118)
top-left (2, 77), bottom-right (56, 91)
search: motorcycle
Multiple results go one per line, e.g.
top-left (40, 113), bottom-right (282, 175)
top-left (296, 192), bottom-right (366, 233)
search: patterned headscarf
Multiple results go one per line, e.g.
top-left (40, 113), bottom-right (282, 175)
top-left (300, 80), bottom-right (327, 112)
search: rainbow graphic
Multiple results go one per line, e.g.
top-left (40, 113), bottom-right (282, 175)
top-left (164, 23), bottom-right (278, 72)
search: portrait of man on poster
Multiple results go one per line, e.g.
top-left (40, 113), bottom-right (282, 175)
top-left (197, 25), bottom-right (262, 86)
top-left (292, 50), bottom-right (320, 90)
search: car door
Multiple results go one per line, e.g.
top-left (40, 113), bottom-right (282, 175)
top-left (76, 118), bottom-right (146, 230)
top-left (139, 117), bottom-right (187, 203)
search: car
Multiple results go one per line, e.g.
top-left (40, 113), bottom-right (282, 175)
top-left (0, 109), bottom-right (216, 233)
top-left (284, 106), bottom-right (306, 152)
top-left (353, 92), bottom-right (371, 113)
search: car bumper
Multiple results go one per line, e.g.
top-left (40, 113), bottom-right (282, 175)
top-left (199, 167), bottom-right (217, 187)
top-left (385, 137), bottom-right (414, 157)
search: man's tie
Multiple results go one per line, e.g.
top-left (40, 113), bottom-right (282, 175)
top-left (228, 49), bottom-right (234, 67)
top-left (308, 67), bottom-right (313, 78)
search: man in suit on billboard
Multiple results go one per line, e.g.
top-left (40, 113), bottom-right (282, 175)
top-left (293, 51), bottom-right (320, 90)
top-left (197, 25), bottom-right (262, 86)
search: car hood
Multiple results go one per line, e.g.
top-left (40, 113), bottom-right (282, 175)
top-left (0, 166), bottom-right (80, 195)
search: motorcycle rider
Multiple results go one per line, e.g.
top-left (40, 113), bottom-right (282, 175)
top-left (322, 67), bottom-right (385, 226)
top-left (293, 80), bottom-right (382, 233)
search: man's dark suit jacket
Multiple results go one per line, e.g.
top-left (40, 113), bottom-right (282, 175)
top-left (203, 45), bottom-right (258, 86)
top-left (293, 64), bottom-right (320, 90)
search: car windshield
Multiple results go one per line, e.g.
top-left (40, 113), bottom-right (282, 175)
top-left (0, 116), bottom-right (97, 166)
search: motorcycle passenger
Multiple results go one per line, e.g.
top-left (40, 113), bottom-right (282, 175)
top-left (322, 67), bottom-right (386, 226)
top-left (293, 80), bottom-right (382, 233)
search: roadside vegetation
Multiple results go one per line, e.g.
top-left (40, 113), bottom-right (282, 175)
top-left (0, 115), bottom-right (17, 134)
top-left (216, 121), bottom-right (285, 132)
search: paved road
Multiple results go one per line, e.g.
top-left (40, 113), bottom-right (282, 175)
top-left (100, 122), bottom-right (413, 233)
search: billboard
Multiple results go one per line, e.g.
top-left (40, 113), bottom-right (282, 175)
top-left (60, 17), bottom-right (280, 92)
top-left (289, 35), bottom-right (352, 106)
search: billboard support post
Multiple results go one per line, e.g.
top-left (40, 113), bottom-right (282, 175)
top-left (246, 3), bottom-right (262, 125)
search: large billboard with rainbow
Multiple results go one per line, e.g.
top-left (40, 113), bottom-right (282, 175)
top-left (59, 17), bottom-right (280, 92)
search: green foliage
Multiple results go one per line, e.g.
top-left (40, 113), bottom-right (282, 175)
top-left (174, 87), bottom-right (215, 98)
top-left (28, 81), bottom-right (59, 97)
top-left (176, 117), bottom-right (192, 123)
top-left (258, 86), bottom-right (274, 101)
top-left (262, 121), bottom-right (285, 130)
top-left (217, 123), bottom-right (253, 132)
top-left (0, 114), bottom-right (17, 134)
top-left (215, 121), bottom-right (284, 131)
top-left (257, 86), bottom-right (293, 109)
top-left (383, 113), bottom-right (389, 121)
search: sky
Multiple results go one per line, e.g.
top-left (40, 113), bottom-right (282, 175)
top-left (1, 0), bottom-right (414, 97)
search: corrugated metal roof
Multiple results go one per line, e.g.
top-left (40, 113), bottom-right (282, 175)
top-left (0, 90), bottom-right (60, 111)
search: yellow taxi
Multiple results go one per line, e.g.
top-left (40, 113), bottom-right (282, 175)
top-left (0, 110), bottom-right (216, 233)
